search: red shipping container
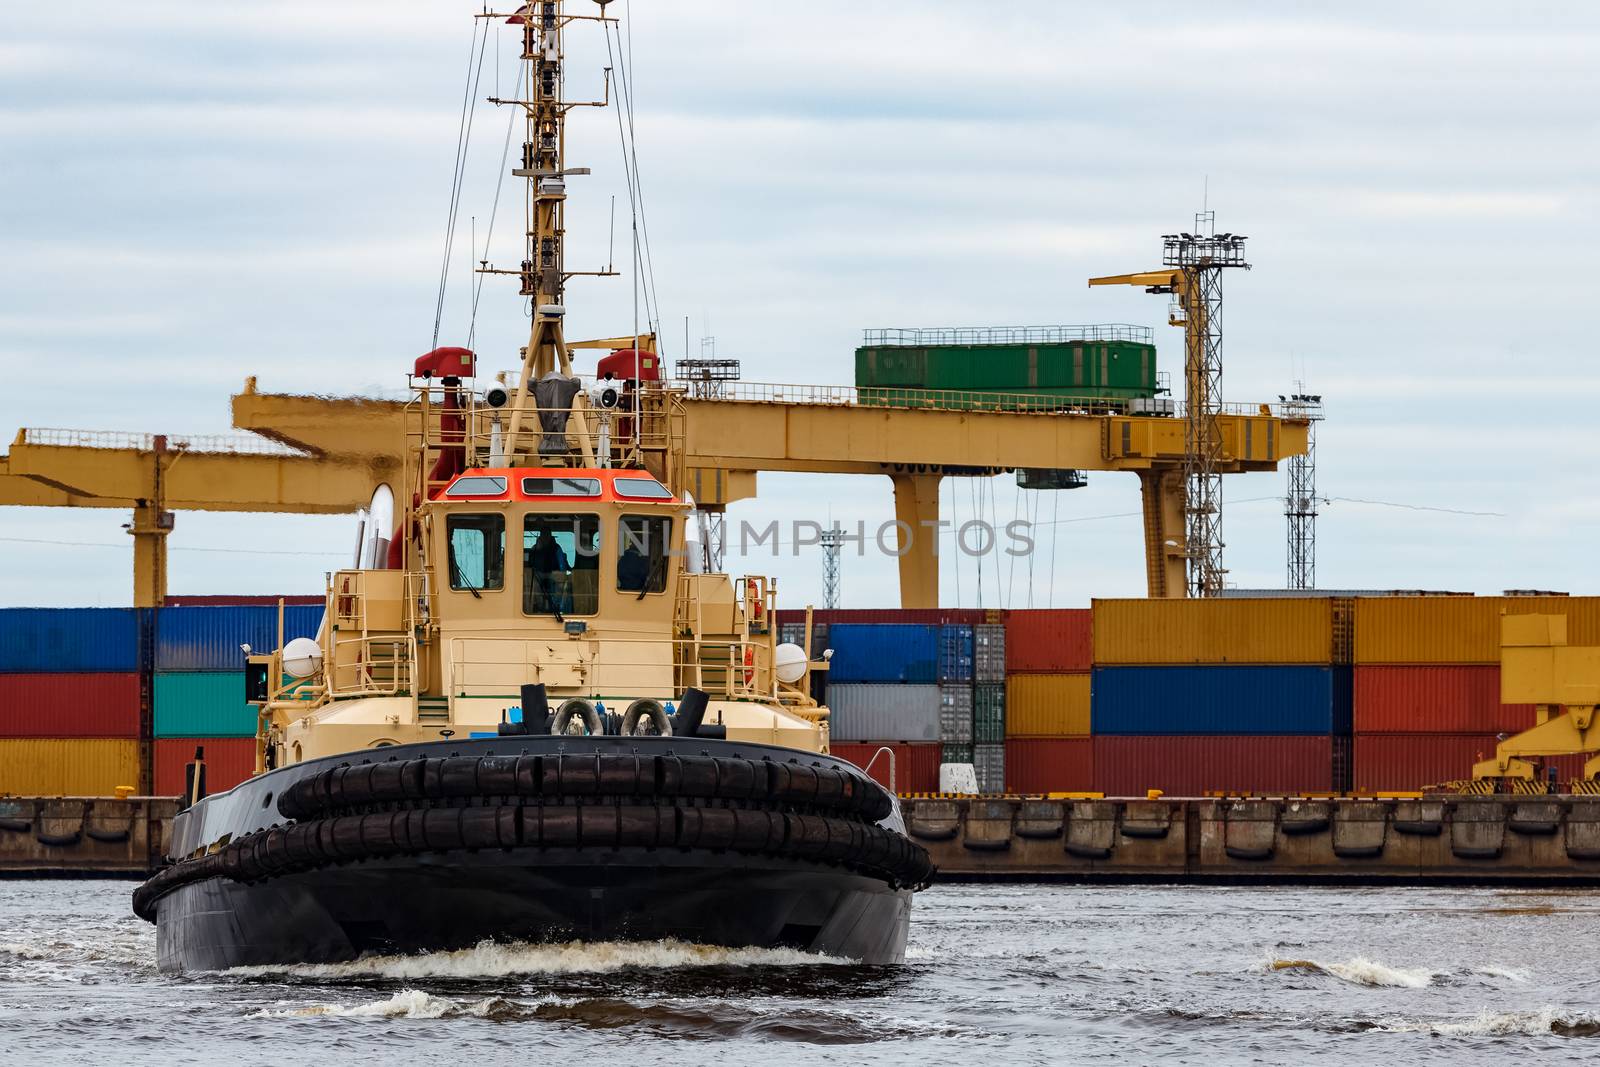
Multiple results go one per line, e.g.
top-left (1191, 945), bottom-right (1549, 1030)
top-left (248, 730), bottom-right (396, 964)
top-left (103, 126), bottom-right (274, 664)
top-left (0, 673), bottom-right (140, 737)
top-left (1353, 665), bottom-right (1535, 734)
top-left (1353, 733), bottom-right (1593, 792)
top-left (1006, 609), bottom-right (1093, 673)
top-left (1093, 735), bottom-right (1333, 797)
top-left (1005, 738), bottom-right (1094, 794)
top-left (1352, 733), bottom-right (1500, 791)
top-left (829, 742), bottom-right (941, 794)
top-left (154, 738), bottom-right (258, 797)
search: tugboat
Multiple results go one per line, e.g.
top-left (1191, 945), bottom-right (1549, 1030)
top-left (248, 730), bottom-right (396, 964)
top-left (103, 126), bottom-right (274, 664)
top-left (132, 1), bottom-right (931, 972)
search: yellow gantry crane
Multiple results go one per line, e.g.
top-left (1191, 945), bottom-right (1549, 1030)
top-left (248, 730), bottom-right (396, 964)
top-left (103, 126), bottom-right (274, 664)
top-left (1452, 614), bottom-right (1600, 792)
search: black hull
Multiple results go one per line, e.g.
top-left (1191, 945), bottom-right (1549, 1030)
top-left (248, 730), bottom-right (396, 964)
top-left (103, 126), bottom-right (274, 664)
top-left (145, 734), bottom-right (924, 972)
top-left (156, 850), bottom-right (911, 971)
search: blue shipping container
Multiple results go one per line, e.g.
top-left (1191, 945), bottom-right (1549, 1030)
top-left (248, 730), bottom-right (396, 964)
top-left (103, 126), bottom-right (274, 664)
top-left (155, 606), bottom-right (324, 672)
top-left (0, 608), bottom-right (142, 673)
top-left (937, 624), bottom-right (974, 683)
top-left (826, 624), bottom-right (938, 684)
top-left (1091, 665), bottom-right (1352, 736)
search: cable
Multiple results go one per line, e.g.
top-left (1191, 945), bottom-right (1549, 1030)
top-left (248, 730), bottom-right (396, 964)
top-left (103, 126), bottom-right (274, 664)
top-left (1324, 496), bottom-right (1505, 518)
top-left (432, 18), bottom-right (491, 350)
top-left (0, 536), bottom-right (345, 558)
top-left (468, 59), bottom-right (526, 351)
top-left (620, 1), bottom-right (663, 346)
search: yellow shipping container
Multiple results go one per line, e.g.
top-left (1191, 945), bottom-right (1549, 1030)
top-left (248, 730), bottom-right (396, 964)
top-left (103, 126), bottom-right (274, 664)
top-left (1092, 598), bottom-right (1334, 665)
top-left (1355, 596), bottom-right (1600, 665)
top-left (0, 739), bottom-right (140, 796)
top-left (1005, 673), bottom-right (1091, 736)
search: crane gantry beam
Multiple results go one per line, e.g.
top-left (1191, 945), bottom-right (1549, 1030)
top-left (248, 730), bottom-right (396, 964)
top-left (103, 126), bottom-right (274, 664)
top-left (2, 429), bottom-right (394, 606)
top-left (6, 377), bottom-right (1306, 609)
top-left (230, 384), bottom-right (1305, 607)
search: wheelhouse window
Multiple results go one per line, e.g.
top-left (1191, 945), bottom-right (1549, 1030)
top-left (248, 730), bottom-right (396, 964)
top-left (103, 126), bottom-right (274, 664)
top-left (613, 477), bottom-right (674, 500)
top-left (617, 515), bottom-right (672, 594)
top-left (446, 513), bottom-right (505, 591)
top-left (524, 513), bottom-right (600, 616)
top-left (444, 475), bottom-right (507, 498)
top-left (521, 476), bottom-right (601, 498)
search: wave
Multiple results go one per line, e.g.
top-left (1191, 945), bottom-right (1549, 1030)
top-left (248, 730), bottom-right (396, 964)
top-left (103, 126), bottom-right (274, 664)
top-left (227, 938), bottom-right (848, 981)
top-left (251, 989), bottom-right (963, 1041)
top-left (1266, 956), bottom-right (1437, 988)
top-left (1370, 1007), bottom-right (1600, 1038)
top-left (1264, 956), bottom-right (1530, 989)
top-left (251, 988), bottom-right (516, 1019)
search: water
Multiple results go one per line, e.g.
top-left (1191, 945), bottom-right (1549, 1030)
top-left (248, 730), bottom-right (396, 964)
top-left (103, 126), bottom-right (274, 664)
top-left (2, 880), bottom-right (1597, 1064)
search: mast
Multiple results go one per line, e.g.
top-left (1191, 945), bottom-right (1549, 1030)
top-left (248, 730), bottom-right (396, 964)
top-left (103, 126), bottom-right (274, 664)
top-left (484, 0), bottom-right (615, 460)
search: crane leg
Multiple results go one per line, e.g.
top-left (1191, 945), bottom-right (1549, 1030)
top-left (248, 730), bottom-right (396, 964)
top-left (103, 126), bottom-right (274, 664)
top-left (890, 473), bottom-right (941, 609)
top-left (1139, 469), bottom-right (1187, 599)
top-left (129, 502), bottom-right (171, 608)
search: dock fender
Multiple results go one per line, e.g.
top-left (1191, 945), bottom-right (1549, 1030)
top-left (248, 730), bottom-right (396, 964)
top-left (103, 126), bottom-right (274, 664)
top-left (962, 799), bottom-right (1015, 852)
top-left (1449, 799), bottom-right (1506, 860)
top-left (1279, 800), bottom-right (1331, 836)
top-left (1562, 801), bottom-right (1600, 861)
top-left (1223, 800), bottom-right (1278, 862)
top-left (1392, 800), bottom-right (1445, 836)
top-left (1119, 800), bottom-right (1172, 840)
top-left (1064, 800), bottom-right (1116, 859)
top-left (1508, 801), bottom-right (1561, 836)
top-left (37, 801), bottom-right (85, 848)
top-left (1331, 801), bottom-right (1389, 859)
top-left (1015, 800), bottom-right (1064, 840)
top-left (906, 799), bottom-right (960, 841)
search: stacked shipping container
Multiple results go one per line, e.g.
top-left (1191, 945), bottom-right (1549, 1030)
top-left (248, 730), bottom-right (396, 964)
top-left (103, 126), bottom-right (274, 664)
top-left (772, 610), bottom-right (991, 791)
top-left (0, 614), bottom-right (142, 796)
top-left (0, 601), bottom-right (321, 797)
top-left (153, 605), bottom-right (322, 796)
top-left (1089, 598), bottom-right (1352, 796)
top-left (0, 609), bottom-right (142, 795)
top-left (1003, 609), bottom-right (1093, 793)
top-left (1348, 596), bottom-right (1599, 790)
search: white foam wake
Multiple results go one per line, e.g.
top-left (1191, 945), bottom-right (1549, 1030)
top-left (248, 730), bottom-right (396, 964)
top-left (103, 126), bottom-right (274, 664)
top-left (251, 989), bottom-right (512, 1019)
top-left (1372, 1006), bottom-right (1600, 1037)
top-left (1266, 956), bottom-right (1437, 988)
top-left (228, 938), bottom-right (847, 981)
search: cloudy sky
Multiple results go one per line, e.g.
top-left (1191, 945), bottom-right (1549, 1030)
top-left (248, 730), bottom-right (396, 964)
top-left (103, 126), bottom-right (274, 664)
top-left (2, 1), bottom-right (1596, 608)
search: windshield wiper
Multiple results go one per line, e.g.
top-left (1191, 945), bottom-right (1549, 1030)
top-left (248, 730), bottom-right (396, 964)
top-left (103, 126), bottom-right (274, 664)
top-left (450, 559), bottom-right (483, 599)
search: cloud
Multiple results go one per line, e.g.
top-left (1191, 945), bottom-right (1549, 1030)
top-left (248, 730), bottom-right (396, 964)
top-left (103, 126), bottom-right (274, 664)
top-left (1, 1), bottom-right (1597, 606)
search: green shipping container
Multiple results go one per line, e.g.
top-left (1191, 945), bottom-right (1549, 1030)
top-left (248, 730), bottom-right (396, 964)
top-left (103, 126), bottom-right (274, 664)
top-left (856, 339), bottom-right (1157, 404)
top-left (940, 743), bottom-right (974, 765)
top-left (154, 672), bottom-right (257, 738)
top-left (974, 683), bottom-right (1006, 743)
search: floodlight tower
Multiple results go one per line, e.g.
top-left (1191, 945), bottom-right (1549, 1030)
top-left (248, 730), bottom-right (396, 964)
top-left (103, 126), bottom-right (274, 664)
top-left (1090, 213), bottom-right (1251, 596)
top-left (821, 525), bottom-right (843, 608)
top-left (1282, 386), bottom-right (1324, 589)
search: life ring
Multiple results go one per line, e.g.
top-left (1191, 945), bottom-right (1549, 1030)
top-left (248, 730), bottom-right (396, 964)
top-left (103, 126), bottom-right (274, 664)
top-left (743, 646), bottom-right (755, 686)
